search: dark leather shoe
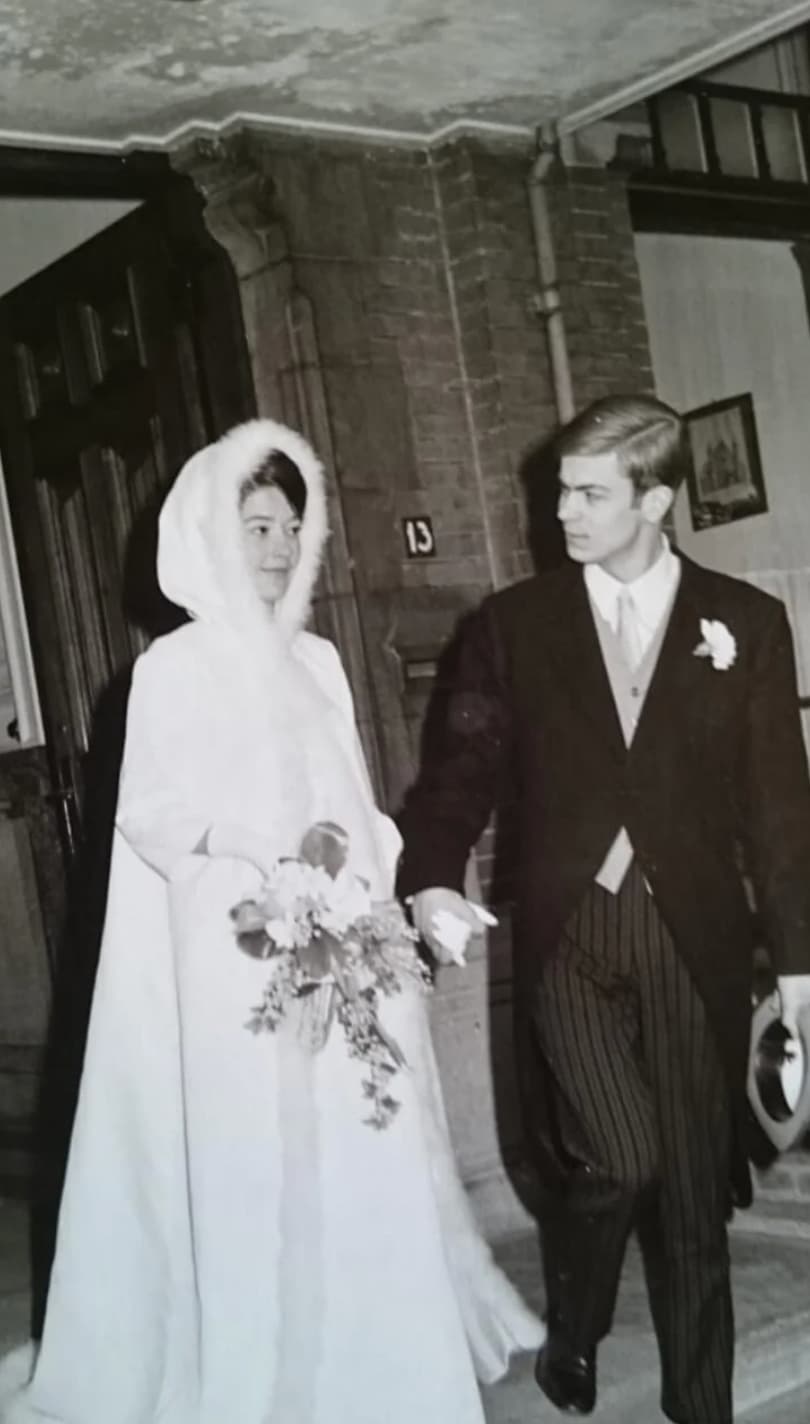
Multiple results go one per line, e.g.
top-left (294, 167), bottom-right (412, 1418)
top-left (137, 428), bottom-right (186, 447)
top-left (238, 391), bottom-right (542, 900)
top-left (534, 1330), bottom-right (596, 1415)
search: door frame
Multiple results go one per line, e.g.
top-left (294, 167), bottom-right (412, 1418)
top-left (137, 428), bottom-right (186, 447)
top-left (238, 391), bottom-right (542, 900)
top-left (0, 144), bottom-right (191, 201)
top-left (0, 141), bottom-right (255, 428)
top-left (0, 141), bottom-right (255, 869)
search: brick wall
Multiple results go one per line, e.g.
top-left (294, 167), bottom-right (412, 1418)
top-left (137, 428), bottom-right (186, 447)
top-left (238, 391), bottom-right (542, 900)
top-left (550, 164), bottom-right (655, 404)
top-left (428, 140), bottom-right (543, 899)
top-left (429, 140), bottom-right (543, 592)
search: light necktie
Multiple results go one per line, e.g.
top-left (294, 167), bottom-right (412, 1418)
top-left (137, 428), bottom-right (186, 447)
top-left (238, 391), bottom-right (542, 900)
top-left (616, 587), bottom-right (643, 671)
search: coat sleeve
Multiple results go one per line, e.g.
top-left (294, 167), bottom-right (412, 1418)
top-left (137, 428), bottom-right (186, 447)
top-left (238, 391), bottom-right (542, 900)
top-left (115, 644), bottom-right (212, 878)
top-left (743, 599), bottom-right (810, 975)
top-left (397, 600), bottom-right (513, 898)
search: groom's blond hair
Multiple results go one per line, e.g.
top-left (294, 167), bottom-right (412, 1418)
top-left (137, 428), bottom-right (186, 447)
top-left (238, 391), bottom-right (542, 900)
top-left (557, 394), bottom-right (688, 494)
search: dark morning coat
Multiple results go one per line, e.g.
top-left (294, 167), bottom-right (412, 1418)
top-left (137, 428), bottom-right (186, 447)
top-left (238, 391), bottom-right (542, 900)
top-left (397, 555), bottom-right (810, 1206)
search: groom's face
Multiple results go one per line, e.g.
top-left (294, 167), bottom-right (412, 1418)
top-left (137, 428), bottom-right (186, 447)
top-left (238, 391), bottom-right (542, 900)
top-left (558, 450), bottom-right (652, 567)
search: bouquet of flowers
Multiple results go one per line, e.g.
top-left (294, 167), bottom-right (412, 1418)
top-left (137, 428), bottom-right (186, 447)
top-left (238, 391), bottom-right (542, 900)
top-left (230, 821), bottom-right (430, 1130)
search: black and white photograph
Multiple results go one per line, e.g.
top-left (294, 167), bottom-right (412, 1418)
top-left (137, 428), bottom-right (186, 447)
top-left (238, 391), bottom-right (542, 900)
top-left (1, 8), bottom-right (810, 1424)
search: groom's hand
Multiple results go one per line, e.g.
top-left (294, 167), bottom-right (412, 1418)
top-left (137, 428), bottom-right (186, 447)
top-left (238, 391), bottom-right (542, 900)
top-left (410, 887), bottom-right (483, 965)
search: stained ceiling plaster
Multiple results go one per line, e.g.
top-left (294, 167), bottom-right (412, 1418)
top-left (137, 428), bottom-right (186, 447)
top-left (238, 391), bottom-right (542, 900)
top-left (0, 0), bottom-right (809, 151)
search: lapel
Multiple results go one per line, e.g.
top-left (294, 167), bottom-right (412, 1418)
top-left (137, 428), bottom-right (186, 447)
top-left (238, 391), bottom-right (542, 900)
top-left (540, 565), bottom-right (626, 762)
top-left (629, 555), bottom-right (705, 759)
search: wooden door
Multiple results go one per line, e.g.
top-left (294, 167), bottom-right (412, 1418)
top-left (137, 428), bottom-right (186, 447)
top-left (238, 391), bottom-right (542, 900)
top-left (0, 184), bottom-right (253, 1198)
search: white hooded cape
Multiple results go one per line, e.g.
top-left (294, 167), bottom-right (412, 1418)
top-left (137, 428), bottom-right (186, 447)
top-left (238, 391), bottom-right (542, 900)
top-left (0, 420), bottom-right (541, 1424)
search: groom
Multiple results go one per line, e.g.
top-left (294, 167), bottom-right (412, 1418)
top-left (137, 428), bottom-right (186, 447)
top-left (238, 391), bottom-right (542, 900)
top-left (397, 394), bottom-right (810, 1422)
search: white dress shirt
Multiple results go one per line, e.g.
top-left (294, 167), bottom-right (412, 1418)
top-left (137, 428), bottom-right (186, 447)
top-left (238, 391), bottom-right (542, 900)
top-left (584, 537), bottom-right (681, 657)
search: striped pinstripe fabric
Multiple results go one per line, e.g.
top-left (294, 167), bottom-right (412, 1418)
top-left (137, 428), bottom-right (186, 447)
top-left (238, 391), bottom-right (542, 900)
top-left (534, 863), bottom-right (733, 1423)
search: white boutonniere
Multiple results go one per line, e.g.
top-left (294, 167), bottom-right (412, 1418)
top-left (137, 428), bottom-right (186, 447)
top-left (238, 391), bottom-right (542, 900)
top-left (694, 618), bottom-right (736, 671)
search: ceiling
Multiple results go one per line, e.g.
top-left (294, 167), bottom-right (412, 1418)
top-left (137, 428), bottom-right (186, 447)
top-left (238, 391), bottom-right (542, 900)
top-left (0, 0), bottom-right (809, 152)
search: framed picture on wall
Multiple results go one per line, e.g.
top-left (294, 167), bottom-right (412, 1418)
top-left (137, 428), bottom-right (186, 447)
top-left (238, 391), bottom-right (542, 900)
top-left (684, 393), bottom-right (767, 530)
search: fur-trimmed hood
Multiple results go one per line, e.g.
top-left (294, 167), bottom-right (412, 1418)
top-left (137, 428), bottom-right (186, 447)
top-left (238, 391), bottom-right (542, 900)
top-left (157, 419), bottom-right (328, 643)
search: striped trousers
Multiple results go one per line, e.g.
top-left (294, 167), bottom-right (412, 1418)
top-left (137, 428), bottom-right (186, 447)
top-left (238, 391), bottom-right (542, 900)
top-left (533, 863), bottom-right (733, 1424)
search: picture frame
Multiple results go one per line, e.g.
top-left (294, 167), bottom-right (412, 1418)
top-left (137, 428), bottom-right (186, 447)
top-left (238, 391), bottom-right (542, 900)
top-left (683, 393), bottom-right (767, 531)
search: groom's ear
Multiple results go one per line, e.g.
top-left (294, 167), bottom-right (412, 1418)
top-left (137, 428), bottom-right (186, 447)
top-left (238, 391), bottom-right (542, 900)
top-left (640, 483), bottom-right (674, 525)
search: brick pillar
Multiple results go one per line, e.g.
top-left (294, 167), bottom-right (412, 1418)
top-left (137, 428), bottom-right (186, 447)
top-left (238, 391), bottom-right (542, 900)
top-left (549, 163), bottom-right (655, 404)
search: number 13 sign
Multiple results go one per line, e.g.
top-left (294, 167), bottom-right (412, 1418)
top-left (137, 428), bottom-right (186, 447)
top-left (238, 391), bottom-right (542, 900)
top-left (402, 516), bottom-right (436, 559)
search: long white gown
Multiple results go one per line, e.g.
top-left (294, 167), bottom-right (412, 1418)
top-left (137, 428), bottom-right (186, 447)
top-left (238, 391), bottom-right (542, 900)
top-left (0, 420), bottom-right (541, 1424)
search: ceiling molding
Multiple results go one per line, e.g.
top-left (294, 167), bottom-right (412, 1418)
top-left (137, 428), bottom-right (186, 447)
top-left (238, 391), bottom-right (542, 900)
top-left (558, 0), bottom-right (810, 133)
top-left (0, 112), bottom-right (534, 159)
top-left (0, 2), bottom-right (809, 159)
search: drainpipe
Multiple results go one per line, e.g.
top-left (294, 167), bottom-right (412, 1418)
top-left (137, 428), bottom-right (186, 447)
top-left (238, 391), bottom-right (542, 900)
top-left (527, 122), bottom-right (575, 424)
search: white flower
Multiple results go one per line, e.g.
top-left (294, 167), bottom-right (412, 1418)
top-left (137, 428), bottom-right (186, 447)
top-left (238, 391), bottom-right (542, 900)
top-left (269, 860), bottom-right (332, 915)
top-left (319, 869), bottom-right (373, 936)
top-left (694, 618), bottom-right (736, 671)
top-left (265, 915), bottom-right (307, 950)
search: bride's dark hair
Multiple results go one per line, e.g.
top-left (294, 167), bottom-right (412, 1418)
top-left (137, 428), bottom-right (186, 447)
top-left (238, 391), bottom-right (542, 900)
top-left (239, 450), bottom-right (307, 520)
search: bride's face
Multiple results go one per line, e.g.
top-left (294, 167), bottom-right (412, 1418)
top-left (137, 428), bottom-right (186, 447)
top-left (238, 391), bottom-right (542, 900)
top-left (240, 485), bottom-right (302, 608)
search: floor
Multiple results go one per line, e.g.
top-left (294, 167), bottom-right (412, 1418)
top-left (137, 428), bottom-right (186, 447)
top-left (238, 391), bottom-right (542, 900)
top-left (2, 1197), bottom-right (809, 1421)
top-left (480, 1226), bottom-right (810, 1422)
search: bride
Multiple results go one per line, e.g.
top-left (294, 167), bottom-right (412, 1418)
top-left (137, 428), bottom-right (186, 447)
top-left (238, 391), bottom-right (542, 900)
top-left (0, 419), bottom-right (541, 1424)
